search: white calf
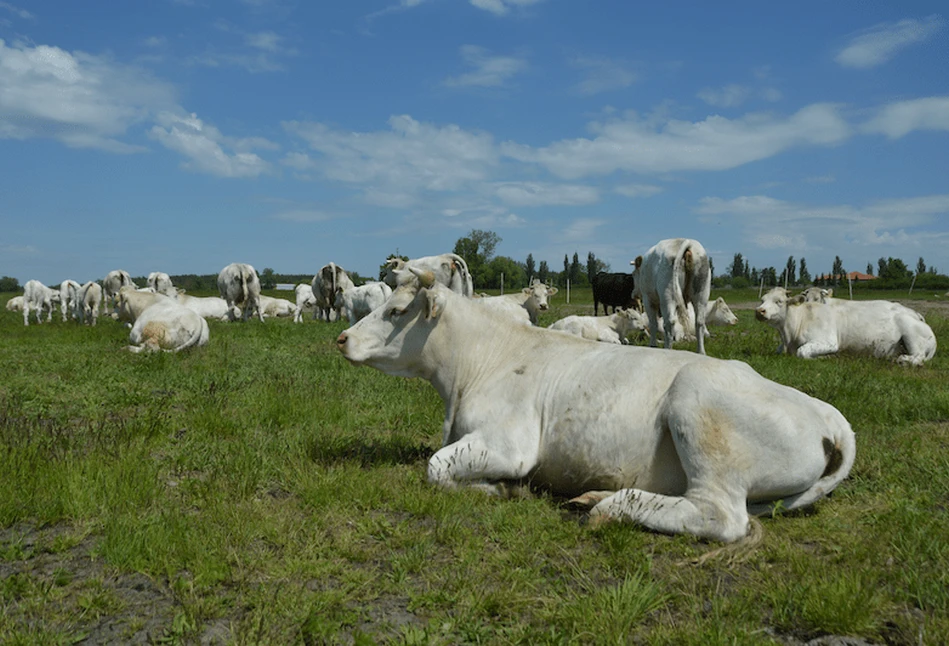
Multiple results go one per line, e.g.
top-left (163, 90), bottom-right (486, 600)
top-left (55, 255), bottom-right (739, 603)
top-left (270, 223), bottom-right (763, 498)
top-left (549, 308), bottom-right (647, 344)
top-left (259, 295), bottom-right (297, 319)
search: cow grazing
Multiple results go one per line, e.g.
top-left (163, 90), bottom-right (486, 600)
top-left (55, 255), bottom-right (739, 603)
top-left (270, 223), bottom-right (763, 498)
top-left (592, 271), bottom-right (637, 316)
top-left (59, 280), bottom-right (82, 321)
top-left (259, 294), bottom-right (297, 319)
top-left (294, 284), bottom-right (318, 323)
top-left (6, 295), bottom-right (24, 312)
top-left (117, 287), bottom-right (209, 353)
top-left (147, 272), bottom-right (176, 297)
top-left (103, 270), bottom-right (135, 315)
top-left (22, 280), bottom-right (62, 326)
top-left (549, 308), bottom-right (647, 344)
top-left (755, 287), bottom-right (936, 366)
top-left (632, 238), bottom-right (712, 354)
top-left (217, 263), bottom-right (264, 322)
top-left (78, 281), bottom-right (103, 326)
top-left (334, 282), bottom-right (392, 325)
top-left (336, 270), bottom-right (856, 543)
top-left (175, 292), bottom-right (231, 321)
top-left (383, 253), bottom-right (474, 297)
top-left (478, 279), bottom-right (559, 326)
top-left (312, 263), bottom-right (356, 322)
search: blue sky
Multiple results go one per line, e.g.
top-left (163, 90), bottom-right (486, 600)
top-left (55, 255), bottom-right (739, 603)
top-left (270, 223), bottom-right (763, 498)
top-left (2, 0), bottom-right (948, 287)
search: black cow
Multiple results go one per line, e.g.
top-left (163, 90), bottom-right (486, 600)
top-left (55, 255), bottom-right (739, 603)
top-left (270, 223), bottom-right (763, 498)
top-left (592, 271), bottom-right (636, 316)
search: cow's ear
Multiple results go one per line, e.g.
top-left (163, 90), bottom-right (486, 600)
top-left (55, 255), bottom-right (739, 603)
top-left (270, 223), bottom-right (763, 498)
top-left (424, 288), bottom-right (443, 320)
top-left (634, 256), bottom-right (643, 269)
top-left (789, 294), bottom-right (805, 305)
top-left (547, 286), bottom-right (559, 295)
top-left (522, 287), bottom-right (532, 295)
top-left (825, 289), bottom-right (833, 298)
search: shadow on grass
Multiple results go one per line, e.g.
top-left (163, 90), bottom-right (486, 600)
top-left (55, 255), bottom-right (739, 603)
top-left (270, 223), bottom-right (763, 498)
top-left (305, 433), bottom-right (432, 468)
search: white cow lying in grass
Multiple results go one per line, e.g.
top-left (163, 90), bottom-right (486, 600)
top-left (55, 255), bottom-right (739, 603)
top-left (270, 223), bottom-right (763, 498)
top-left (755, 287), bottom-right (936, 366)
top-left (78, 282), bottom-right (102, 326)
top-left (23, 280), bottom-right (61, 326)
top-left (6, 295), bottom-right (24, 312)
top-left (548, 308), bottom-right (647, 344)
top-left (117, 287), bottom-right (209, 353)
top-left (336, 269), bottom-right (856, 543)
top-left (334, 282), bottom-right (393, 325)
top-left (174, 292), bottom-right (231, 322)
top-left (478, 279), bottom-right (558, 326)
top-left (653, 297), bottom-right (740, 342)
top-left (259, 295), bottom-right (297, 319)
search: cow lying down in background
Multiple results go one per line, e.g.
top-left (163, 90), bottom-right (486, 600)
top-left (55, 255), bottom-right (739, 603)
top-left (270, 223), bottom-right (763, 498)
top-left (117, 287), bottom-right (209, 354)
top-left (337, 269), bottom-right (856, 543)
top-left (548, 308), bottom-right (647, 344)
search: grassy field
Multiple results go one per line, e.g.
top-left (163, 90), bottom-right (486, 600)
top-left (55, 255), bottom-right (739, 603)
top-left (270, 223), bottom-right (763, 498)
top-left (1, 288), bottom-right (948, 645)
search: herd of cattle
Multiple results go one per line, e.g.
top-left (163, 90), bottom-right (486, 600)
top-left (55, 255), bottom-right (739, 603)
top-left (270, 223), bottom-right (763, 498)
top-left (9, 238), bottom-right (939, 542)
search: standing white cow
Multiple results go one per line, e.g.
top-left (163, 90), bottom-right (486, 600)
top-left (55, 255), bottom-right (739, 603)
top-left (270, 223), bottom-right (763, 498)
top-left (294, 284), bottom-right (318, 323)
top-left (549, 308), bottom-right (647, 344)
top-left (383, 253), bottom-right (474, 297)
top-left (333, 282), bottom-right (392, 325)
top-left (217, 263), bottom-right (263, 322)
top-left (147, 272), bottom-right (177, 297)
top-left (78, 281), bottom-right (103, 326)
top-left (22, 280), bottom-right (62, 326)
top-left (755, 288), bottom-right (936, 366)
top-left (478, 279), bottom-right (558, 326)
top-left (59, 280), bottom-right (82, 321)
top-left (312, 262), bottom-right (355, 321)
top-left (336, 270), bottom-right (856, 543)
top-left (117, 287), bottom-right (210, 353)
top-left (103, 270), bottom-right (135, 316)
top-left (631, 238), bottom-right (712, 354)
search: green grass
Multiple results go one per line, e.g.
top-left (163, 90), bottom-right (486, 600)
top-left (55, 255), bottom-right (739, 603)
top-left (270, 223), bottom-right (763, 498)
top-left (1, 289), bottom-right (948, 644)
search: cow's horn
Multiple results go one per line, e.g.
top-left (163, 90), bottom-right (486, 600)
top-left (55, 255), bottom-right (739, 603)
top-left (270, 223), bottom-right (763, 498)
top-left (408, 267), bottom-right (436, 288)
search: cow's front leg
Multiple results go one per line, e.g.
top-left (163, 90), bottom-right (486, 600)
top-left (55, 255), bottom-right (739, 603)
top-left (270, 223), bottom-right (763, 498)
top-left (427, 434), bottom-right (536, 496)
top-left (796, 339), bottom-right (838, 359)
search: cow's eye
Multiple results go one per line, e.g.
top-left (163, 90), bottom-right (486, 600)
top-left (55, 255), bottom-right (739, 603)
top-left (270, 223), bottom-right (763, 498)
top-left (388, 307), bottom-right (406, 317)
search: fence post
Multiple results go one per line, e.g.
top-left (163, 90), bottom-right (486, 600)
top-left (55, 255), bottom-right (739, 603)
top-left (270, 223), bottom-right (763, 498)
top-left (849, 276), bottom-right (853, 299)
top-left (909, 274), bottom-right (917, 295)
top-left (500, 273), bottom-right (504, 296)
top-left (566, 280), bottom-right (570, 304)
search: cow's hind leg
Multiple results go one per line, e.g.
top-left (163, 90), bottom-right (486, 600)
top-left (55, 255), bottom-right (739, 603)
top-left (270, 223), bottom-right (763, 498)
top-left (590, 488), bottom-right (750, 543)
top-left (428, 435), bottom-right (536, 497)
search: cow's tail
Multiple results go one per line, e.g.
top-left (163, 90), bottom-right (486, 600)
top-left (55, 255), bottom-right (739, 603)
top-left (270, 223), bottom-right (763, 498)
top-left (749, 417), bottom-right (856, 516)
top-left (170, 318), bottom-right (209, 353)
top-left (672, 243), bottom-right (695, 329)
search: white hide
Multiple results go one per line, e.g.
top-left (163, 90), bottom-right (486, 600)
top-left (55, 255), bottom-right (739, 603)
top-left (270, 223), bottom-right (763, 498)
top-left (259, 294), bottom-right (297, 319)
top-left (217, 262), bottom-right (263, 322)
top-left (334, 282), bottom-right (392, 325)
top-left (631, 238), bottom-right (712, 354)
top-left (294, 284), bottom-right (318, 323)
top-left (22, 280), bottom-right (61, 326)
top-left (755, 288), bottom-right (936, 366)
top-left (147, 272), bottom-right (177, 297)
top-left (103, 270), bottom-right (135, 315)
top-left (336, 275), bottom-right (856, 543)
top-left (549, 308), bottom-right (647, 344)
top-left (117, 287), bottom-right (210, 353)
top-left (175, 293), bottom-right (231, 321)
top-left (59, 280), bottom-right (82, 321)
top-left (6, 295), bottom-right (24, 312)
top-left (382, 253), bottom-right (474, 297)
top-left (312, 262), bottom-right (356, 321)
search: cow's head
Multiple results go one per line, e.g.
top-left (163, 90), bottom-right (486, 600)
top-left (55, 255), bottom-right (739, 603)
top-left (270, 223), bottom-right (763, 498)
top-left (523, 279), bottom-right (558, 311)
top-left (615, 307), bottom-right (647, 334)
top-left (337, 268), bottom-right (446, 378)
top-left (801, 287), bottom-right (832, 303)
top-left (755, 288), bottom-right (792, 324)
top-left (709, 297), bottom-right (739, 326)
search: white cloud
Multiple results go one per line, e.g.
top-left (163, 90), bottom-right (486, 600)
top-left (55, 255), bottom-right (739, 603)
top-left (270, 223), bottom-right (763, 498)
top-left (835, 16), bottom-right (944, 69)
top-left (270, 209), bottom-right (334, 222)
top-left (570, 56), bottom-right (637, 96)
top-left (283, 114), bottom-right (499, 199)
top-left (502, 103), bottom-right (851, 178)
top-left (444, 45), bottom-right (528, 87)
top-left (614, 183), bottom-right (663, 198)
top-left (245, 31), bottom-right (283, 52)
top-left (0, 39), bottom-right (176, 152)
top-left (494, 181), bottom-right (599, 206)
top-left (697, 84), bottom-right (751, 108)
top-left (149, 111), bottom-right (273, 178)
top-left (469, 0), bottom-right (545, 16)
top-left (861, 96), bottom-right (949, 139)
top-left (0, 2), bottom-right (33, 19)
top-left (559, 218), bottom-right (607, 243)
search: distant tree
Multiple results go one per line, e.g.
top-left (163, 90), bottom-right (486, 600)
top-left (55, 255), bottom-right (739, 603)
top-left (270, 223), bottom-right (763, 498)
top-left (454, 229), bottom-right (502, 287)
top-left (832, 256), bottom-right (845, 284)
top-left (785, 256), bottom-right (796, 286)
top-left (917, 257), bottom-right (926, 275)
top-left (866, 262), bottom-right (873, 276)
top-left (483, 256), bottom-right (526, 290)
top-left (260, 267), bottom-right (276, 289)
top-left (877, 257), bottom-right (887, 278)
top-left (569, 252), bottom-right (583, 285)
top-left (538, 260), bottom-right (549, 284)
top-left (799, 258), bottom-right (811, 285)
top-left (525, 253), bottom-right (536, 282)
top-left (562, 254), bottom-right (569, 283)
top-left (750, 267), bottom-right (760, 286)
top-left (586, 252), bottom-right (597, 284)
top-left (0, 276), bottom-right (19, 292)
top-left (729, 253), bottom-right (744, 278)
top-left (743, 260), bottom-right (750, 280)
top-left (762, 267), bottom-right (778, 287)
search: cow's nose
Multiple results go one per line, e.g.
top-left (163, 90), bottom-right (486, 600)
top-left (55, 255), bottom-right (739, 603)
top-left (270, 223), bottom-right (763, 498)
top-left (336, 332), bottom-right (348, 347)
